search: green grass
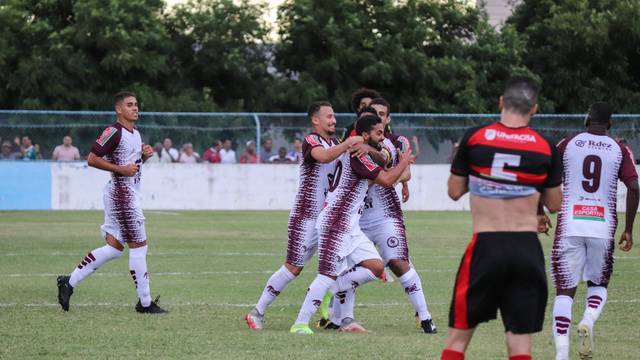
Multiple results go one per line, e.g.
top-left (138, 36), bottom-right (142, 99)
top-left (0, 211), bottom-right (638, 359)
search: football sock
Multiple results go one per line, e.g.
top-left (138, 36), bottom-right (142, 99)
top-left (582, 286), bottom-right (607, 327)
top-left (332, 266), bottom-right (377, 293)
top-left (552, 295), bottom-right (573, 358)
top-left (129, 246), bottom-right (151, 307)
top-left (441, 349), bottom-right (464, 360)
top-left (294, 274), bottom-right (335, 325)
top-left (255, 265), bottom-right (296, 314)
top-left (329, 291), bottom-right (344, 325)
top-left (335, 287), bottom-right (356, 321)
top-left (398, 268), bottom-right (432, 320)
top-left (68, 244), bottom-right (123, 287)
top-left (509, 356), bottom-right (531, 360)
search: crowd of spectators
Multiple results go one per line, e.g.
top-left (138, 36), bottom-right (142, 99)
top-left (0, 134), bottom-right (305, 164)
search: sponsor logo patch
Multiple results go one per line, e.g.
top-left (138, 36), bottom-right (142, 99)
top-left (96, 127), bottom-right (117, 146)
top-left (358, 154), bottom-right (378, 172)
top-left (485, 128), bottom-right (536, 143)
top-left (305, 134), bottom-right (320, 146)
top-left (573, 204), bottom-right (605, 221)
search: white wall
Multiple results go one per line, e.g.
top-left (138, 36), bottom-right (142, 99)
top-left (51, 163), bottom-right (633, 212)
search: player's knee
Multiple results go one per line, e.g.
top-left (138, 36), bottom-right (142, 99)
top-left (388, 259), bottom-right (410, 277)
top-left (363, 259), bottom-right (384, 278)
top-left (285, 263), bottom-right (303, 276)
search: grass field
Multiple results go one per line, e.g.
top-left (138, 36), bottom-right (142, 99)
top-left (1, 211), bottom-right (639, 359)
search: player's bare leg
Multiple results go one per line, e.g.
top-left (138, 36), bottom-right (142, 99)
top-left (388, 259), bottom-right (436, 333)
top-left (505, 332), bottom-right (532, 359)
top-left (552, 287), bottom-right (577, 360)
top-left (442, 328), bottom-right (475, 359)
top-left (246, 263), bottom-right (300, 330)
top-left (57, 233), bottom-right (124, 311)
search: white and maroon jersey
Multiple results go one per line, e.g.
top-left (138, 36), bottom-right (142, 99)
top-left (555, 132), bottom-right (638, 239)
top-left (360, 133), bottom-right (410, 228)
top-left (316, 152), bottom-right (382, 245)
top-left (90, 122), bottom-right (143, 197)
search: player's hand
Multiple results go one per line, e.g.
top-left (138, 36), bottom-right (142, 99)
top-left (619, 231), bottom-right (633, 252)
top-left (119, 163), bottom-right (139, 177)
top-left (401, 182), bottom-right (410, 203)
top-left (398, 147), bottom-right (415, 165)
top-left (349, 142), bottom-right (372, 158)
top-left (142, 143), bottom-right (154, 159)
top-left (537, 214), bottom-right (552, 235)
top-left (345, 136), bottom-right (364, 147)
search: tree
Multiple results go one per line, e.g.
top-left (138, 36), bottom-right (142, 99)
top-left (507, 0), bottom-right (640, 112)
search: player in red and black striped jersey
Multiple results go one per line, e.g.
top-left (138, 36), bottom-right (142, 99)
top-left (441, 77), bottom-right (562, 360)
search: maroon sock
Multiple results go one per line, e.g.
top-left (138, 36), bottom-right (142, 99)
top-left (509, 355), bottom-right (531, 360)
top-left (441, 349), bottom-right (464, 360)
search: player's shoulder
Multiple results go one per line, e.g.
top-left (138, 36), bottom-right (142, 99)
top-left (353, 153), bottom-right (379, 171)
top-left (96, 123), bottom-right (122, 146)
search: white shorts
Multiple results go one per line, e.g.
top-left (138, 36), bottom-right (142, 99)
top-left (286, 219), bottom-right (318, 267)
top-left (318, 227), bottom-right (381, 277)
top-left (100, 188), bottom-right (147, 245)
top-left (551, 235), bottom-right (614, 289)
top-left (361, 220), bottom-right (409, 264)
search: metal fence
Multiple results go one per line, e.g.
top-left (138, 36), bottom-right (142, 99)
top-left (1, 111), bottom-right (639, 164)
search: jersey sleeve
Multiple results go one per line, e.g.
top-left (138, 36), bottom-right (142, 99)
top-left (394, 135), bottom-right (411, 153)
top-left (450, 128), bottom-right (476, 176)
top-left (90, 126), bottom-right (121, 157)
top-left (544, 143), bottom-right (563, 188)
top-left (619, 143), bottom-right (639, 186)
top-left (351, 154), bottom-right (382, 180)
top-left (302, 134), bottom-right (324, 163)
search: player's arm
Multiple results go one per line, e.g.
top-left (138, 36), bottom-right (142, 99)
top-left (619, 144), bottom-right (639, 251)
top-left (540, 142), bottom-right (563, 213)
top-left (87, 152), bottom-right (138, 176)
top-left (349, 144), bottom-right (390, 167)
top-left (311, 136), bottom-right (363, 164)
top-left (141, 143), bottom-right (154, 162)
top-left (373, 147), bottom-right (414, 187)
top-left (448, 129), bottom-right (473, 201)
top-left (447, 174), bottom-right (468, 201)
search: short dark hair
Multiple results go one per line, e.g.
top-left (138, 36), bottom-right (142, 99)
top-left (502, 77), bottom-right (539, 115)
top-left (355, 114), bottom-right (382, 135)
top-left (587, 102), bottom-right (613, 124)
top-left (114, 91), bottom-right (136, 106)
top-left (351, 88), bottom-right (381, 112)
top-left (370, 97), bottom-right (390, 114)
top-left (357, 106), bottom-right (378, 118)
top-left (307, 101), bottom-right (332, 118)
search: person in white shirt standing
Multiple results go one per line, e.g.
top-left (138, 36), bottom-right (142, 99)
top-left (219, 138), bottom-right (237, 164)
top-left (52, 136), bottom-right (81, 161)
top-left (551, 102), bottom-right (639, 360)
top-left (160, 137), bottom-right (179, 163)
top-left (178, 143), bottom-right (200, 163)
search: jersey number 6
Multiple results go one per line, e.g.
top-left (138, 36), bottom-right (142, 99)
top-left (491, 153), bottom-right (521, 181)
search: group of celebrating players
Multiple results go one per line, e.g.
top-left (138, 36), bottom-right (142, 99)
top-left (56, 76), bottom-right (638, 360)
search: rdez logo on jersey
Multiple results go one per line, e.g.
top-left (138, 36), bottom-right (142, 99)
top-left (485, 128), bottom-right (536, 143)
top-left (587, 140), bottom-right (612, 151)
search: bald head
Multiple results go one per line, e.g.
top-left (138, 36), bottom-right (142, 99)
top-left (502, 76), bottom-right (539, 115)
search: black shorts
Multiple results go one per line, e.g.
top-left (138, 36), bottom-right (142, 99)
top-left (448, 232), bottom-right (547, 334)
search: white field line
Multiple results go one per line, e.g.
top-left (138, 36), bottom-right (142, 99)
top-left (1, 299), bottom-right (639, 309)
top-left (0, 269), bottom-right (455, 278)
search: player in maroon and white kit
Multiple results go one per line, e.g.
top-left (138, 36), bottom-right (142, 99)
top-left (550, 103), bottom-right (639, 360)
top-left (290, 114), bottom-right (415, 334)
top-left (245, 101), bottom-right (364, 330)
top-left (57, 91), bottom-right (167, 314)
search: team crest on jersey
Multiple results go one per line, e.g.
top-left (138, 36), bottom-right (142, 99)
top-left (96, 127), bottom-right (117, 146)
top-left (573, 204), bottom-right (605, 221)
top-left (358, 154), bottom-right (378, 171)
top-left (305, 134), bottom-right (321, 146)
top-left (485, 129), bottom-right (497, 141)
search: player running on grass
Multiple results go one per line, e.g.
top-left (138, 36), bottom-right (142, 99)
top-left (290, 114), bottom-right (415, 334)
top-left (56, 91), bottom-right (167, 314)
top-left (550, 102), bottom-right (639, 360)
top-left (245, 101), bottom-right (364, 329)
top-left (318, 98), bottom-right (436, 333)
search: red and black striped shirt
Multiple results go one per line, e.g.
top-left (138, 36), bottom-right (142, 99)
top-left (451, 122), bottom-right (562, 195)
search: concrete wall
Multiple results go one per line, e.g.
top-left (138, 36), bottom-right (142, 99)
top-left (0, 161), bottom-right (632, 212)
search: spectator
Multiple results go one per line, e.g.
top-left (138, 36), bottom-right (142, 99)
top-left (260, 138), bottom-right (275, 163)
top-left (178, 143), bottom-right (201, 163)
top-left (160, 137), bottom-right (179, 163)
top-left (144, 142), bottom-right (163, 163)
top-left (269, 146), bottom-right (294, 164)
top-left (0, 141), bottom-right (19, 160)
top-left (287, 138), bottom-right (303, 163)
top-left (240, 140), bottom-right (259, 163)
top-left (52, 135), bottom-right (81, 161)
top-left (21, 136), bottom-right (41, 160)
top-left (219, 138), bottom-right (237, 164)
top-left (203, 140), bottom-right (222, 163)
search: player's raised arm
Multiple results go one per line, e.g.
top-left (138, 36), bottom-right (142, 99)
top-left (372, 146), bottom-right (414, 188)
